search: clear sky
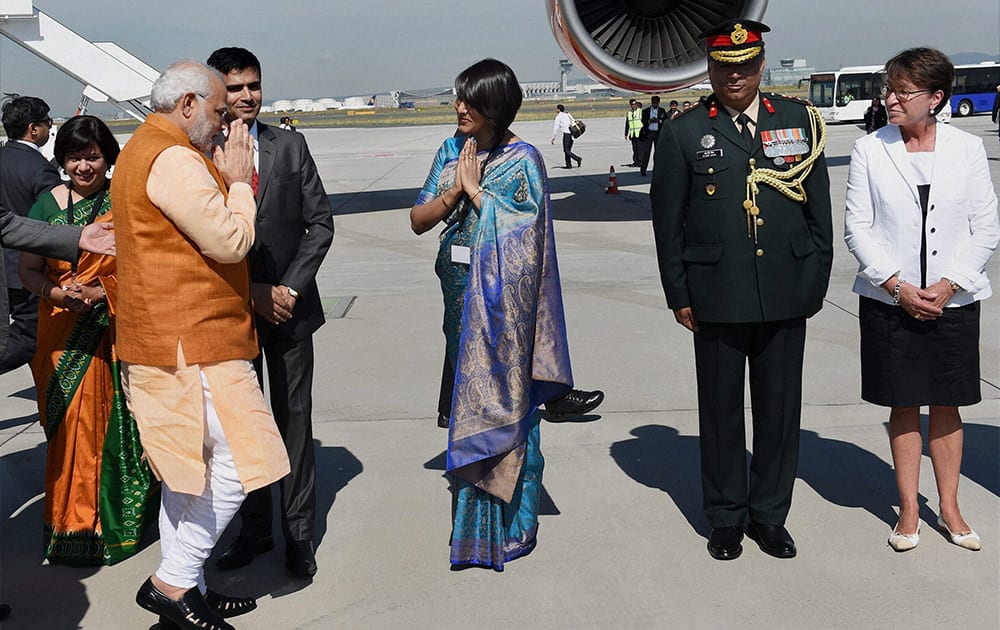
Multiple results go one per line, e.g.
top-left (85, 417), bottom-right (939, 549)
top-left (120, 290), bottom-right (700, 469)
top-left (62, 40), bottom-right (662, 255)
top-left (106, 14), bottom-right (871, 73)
top-left (1, 0), bottom-right (998, 115)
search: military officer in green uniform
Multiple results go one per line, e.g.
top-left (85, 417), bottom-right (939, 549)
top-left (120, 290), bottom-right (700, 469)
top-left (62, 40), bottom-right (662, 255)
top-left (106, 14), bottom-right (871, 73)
top-left (650, 19), bottom-right (833, 561)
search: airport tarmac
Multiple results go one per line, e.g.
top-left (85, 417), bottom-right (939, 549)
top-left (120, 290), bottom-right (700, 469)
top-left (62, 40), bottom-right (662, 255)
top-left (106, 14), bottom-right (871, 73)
top-left (1, 114), bottom-right (997, 629)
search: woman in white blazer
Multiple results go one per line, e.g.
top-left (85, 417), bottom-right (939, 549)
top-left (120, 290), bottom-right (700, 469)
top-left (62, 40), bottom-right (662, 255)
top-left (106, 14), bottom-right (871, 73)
top-left (845, 48), bottom-right (1000, 553)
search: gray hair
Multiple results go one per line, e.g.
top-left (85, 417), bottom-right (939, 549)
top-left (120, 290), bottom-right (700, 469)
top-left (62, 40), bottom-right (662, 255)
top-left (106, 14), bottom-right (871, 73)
top-left (150, 61), bottom-right (223, 113)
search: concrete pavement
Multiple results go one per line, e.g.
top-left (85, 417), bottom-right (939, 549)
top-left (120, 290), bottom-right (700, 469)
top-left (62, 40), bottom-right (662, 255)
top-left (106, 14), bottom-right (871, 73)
top-left (1, 115), bottom-right (997, 629)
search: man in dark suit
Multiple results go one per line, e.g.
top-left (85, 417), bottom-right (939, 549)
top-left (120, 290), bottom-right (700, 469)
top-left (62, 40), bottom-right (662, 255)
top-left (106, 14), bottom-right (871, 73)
top-left (638, 95), bottom-right (668, 176)
top-left (0, 95), bottom-right (63, 374)
top-left (650, 20), bottom-right (832, 561)
top-left (207, 47), bottom-right (334, 579)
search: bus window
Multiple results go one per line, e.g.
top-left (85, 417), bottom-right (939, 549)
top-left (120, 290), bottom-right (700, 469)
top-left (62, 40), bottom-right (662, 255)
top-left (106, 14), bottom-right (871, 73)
top-left (837, 73), bottom-right (880, 106)
top-left (809, 74), bottom-right (835, 107)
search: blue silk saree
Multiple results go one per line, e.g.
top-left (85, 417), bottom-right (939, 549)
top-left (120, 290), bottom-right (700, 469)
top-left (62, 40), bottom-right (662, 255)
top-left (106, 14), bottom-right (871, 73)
top-left (417, 136), bottom-right (572, 570)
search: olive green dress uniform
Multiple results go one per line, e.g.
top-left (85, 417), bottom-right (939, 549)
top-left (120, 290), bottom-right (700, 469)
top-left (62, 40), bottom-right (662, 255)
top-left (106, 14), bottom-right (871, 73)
top-left (650, 92), bottom-right (833, 528)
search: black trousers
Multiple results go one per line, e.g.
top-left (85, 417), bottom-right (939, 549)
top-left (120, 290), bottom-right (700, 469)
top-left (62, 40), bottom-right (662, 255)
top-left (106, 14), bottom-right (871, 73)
top-left (239, 332), bottom-right (317, 544)
top-left (0, 289), bottom-right (38, 375)
top-left (693, 318), bottom-right (806, 528)
top-left (629, 137), bottom-right (642, 165)
top-left (638, 130), bottom-right (659, 174)
top-left (562, 133), bottom-right (581, 167)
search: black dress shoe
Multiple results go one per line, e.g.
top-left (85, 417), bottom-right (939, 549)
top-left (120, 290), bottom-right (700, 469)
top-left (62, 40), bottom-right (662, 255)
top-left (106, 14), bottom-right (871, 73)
top-left (286, 540), bottom-right (318, 577)
top-left (136, 578), bottom-right (233, 630)
top-left (544, 389), bottom-right (605, 420)
top-left (707, 526), bottom-right (744, 560)
top-left (215, 535), bottom-right (274, 570)
top-left (437, 413), bottom-right (450, 429)
top-left (575, 157), bottom-right (583, 167)
top-left (158, 590), bottom-right (257, 628)
top-left (746, 522), bottom-right (797, 558)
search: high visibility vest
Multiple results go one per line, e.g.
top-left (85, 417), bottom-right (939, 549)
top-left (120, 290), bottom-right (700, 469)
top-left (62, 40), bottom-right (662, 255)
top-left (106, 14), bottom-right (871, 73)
top-left (626, 109), bottom-right (643, 138)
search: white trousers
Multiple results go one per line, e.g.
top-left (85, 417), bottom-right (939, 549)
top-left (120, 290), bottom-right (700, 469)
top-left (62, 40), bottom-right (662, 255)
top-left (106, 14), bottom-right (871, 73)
top-left (155, 370), bottom-right (246, 592)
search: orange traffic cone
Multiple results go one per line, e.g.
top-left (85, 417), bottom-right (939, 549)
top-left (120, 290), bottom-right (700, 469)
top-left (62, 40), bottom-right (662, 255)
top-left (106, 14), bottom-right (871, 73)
top-left (605, 166), bottom-right (620, 194)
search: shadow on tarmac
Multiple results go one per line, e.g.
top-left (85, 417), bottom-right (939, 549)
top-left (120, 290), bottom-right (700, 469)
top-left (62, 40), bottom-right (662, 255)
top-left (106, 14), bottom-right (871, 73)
top-left (1, 442), bottom-right (98, 629)
top-left (610, 425), bottom-right (707, 536)
top-left (609, 422), bottom-right (983, 537)
top-left (797, 428), bottom-right (899, 528)
top-left (207, 442), bottom-right (362, 600)
top-left (326, 171), bottom-right (654, 222)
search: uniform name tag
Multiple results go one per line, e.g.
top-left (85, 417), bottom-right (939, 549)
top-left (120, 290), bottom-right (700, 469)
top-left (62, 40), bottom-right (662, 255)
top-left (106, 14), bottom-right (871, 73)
top-left (451, 245), bottom-right (470, 264)
top-left (761, 128), bottom-right (809, 158)
top-left (697, 149), bottom-right (723, 160)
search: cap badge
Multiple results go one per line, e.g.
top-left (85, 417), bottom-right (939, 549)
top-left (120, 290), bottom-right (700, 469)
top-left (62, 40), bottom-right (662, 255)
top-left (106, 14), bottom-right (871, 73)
top-left (731, 24), bottom-right (748, 45)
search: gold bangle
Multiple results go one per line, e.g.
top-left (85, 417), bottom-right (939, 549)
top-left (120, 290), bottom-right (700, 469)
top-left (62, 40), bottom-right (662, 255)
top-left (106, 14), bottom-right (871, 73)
top-left (442, 193), bottom-right (454, 211)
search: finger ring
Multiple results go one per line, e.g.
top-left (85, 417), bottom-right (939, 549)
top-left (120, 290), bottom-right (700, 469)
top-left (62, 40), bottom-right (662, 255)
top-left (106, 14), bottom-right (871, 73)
top-left (914, 313), bottom-right (922, 320)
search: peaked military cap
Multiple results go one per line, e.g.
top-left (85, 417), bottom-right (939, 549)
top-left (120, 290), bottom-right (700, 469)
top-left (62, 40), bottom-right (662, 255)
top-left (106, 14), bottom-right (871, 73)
top-left (698, 19), bottom-right (769, 64)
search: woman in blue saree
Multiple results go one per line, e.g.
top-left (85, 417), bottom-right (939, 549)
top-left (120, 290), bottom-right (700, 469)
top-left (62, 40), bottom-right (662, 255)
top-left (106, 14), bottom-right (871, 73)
top-left (410, 59), bottom-right (573, 571)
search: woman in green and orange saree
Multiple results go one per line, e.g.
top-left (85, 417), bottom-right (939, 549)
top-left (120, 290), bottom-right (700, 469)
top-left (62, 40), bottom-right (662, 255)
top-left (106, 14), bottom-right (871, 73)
top-left (19, 115), bottom-right (154, 565)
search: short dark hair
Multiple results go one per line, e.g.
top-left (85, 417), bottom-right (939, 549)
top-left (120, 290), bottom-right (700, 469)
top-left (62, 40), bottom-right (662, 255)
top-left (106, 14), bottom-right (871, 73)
top-left (885, 47), bottom-right (953, 115)
top-left (2, 95), bottom-right (50, 139)
top-left (651, 96), bottom-right (660, 104)
top-left (669, 100), bottom-right (678, 107)
top-left (206, 47), bottom-right (261, 77)
top-left (53, 115), bottom-right (120, 167)
top-left (454, 58), bottom-right (522, 150)
top-left (556, 104), bottom-right (565, 112)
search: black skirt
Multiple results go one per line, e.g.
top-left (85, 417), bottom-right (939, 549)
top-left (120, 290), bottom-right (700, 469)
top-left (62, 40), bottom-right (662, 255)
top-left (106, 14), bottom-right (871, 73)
top-left (859, 296), bottom-right (981, 407)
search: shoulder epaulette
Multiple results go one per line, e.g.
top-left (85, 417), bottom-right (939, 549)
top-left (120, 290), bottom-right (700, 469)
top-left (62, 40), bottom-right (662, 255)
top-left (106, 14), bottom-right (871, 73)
top-left (764, 92), bottom-right (814, 107)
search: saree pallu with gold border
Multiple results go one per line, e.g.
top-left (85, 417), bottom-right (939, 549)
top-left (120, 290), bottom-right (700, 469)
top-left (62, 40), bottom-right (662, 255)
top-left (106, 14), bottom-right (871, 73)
top-left (423, 138), bottom-right (572, 570)
top-left (28, 194), bottom-right (155, 565)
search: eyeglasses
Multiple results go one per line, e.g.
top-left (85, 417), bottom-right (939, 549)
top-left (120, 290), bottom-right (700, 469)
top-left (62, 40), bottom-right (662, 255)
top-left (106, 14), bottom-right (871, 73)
top-left (879, 84), bottom-right (930, 103)
top-left (33, 116), bottom-right (53, 127)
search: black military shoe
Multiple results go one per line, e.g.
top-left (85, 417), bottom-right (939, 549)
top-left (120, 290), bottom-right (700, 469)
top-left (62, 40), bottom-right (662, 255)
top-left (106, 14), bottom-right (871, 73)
top-left (544, 389), bottom-right (605, 420)
top-left (707, 526), bottom-right (744, 560)
top-left (746, 522), bottom-right (797, 558)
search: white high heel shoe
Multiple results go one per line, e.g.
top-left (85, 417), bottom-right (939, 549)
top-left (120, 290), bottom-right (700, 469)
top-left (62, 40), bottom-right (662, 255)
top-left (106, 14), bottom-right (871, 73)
top-left (937, 516), bottom-right (981, 551)
top-left (888, 525), bottom-right (920, 552)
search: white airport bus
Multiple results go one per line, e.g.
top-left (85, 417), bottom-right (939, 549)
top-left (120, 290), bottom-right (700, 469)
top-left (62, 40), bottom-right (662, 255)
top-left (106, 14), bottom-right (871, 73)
top-left (808, 65), bottom-right (884, 123)
top-left (808, 64), bottom-right (955, 124)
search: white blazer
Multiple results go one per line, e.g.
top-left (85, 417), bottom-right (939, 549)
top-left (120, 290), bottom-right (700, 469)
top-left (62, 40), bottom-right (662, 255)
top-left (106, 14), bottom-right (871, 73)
top-left (844, 123), bottom-right (1000, 306)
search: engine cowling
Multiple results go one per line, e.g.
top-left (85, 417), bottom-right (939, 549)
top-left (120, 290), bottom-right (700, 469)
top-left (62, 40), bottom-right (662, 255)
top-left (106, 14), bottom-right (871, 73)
top-left (547, 0), bottom-right (769, 92)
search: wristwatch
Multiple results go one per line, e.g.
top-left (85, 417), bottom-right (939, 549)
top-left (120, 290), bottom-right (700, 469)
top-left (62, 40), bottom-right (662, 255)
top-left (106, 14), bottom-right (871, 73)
top-left (286, 286), bottom-right (300, 298)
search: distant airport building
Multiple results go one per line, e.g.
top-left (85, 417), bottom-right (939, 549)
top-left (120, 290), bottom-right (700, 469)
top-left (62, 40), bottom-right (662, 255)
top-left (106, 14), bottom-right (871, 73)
top-left (522, 81), bottom-right (562, 96)
top-left (765, 59), bottom-right (815, 87)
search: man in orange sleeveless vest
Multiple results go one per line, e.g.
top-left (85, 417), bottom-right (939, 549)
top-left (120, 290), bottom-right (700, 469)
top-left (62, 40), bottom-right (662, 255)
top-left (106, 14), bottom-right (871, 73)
top-left (111, 61), bottom-right (289, 630)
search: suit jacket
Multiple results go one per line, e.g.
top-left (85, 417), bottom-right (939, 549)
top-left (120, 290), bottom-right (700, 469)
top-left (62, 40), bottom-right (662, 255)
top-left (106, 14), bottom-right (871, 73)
top-left (0, 141), bottom-right (63, 287)
top-left (251, 122), bottom-right (334, 341)
top-left (642, 105), bottom-right (668, 133)
top-left (0, 206), bottom-right (79, 355)
top-left (844, 123), bottom-right (1000, 305)
top-left (651, 93), bottom-right (834, 323)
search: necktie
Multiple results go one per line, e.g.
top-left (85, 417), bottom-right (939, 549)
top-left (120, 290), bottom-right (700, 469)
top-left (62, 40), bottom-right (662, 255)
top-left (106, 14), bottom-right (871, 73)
top-left (252, 167), bottom-right (258, 197)
top-left (737, 113), bottom-right (753, 147)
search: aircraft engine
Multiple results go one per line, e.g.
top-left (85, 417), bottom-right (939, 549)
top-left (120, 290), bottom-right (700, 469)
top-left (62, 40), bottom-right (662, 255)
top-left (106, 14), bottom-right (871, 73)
top-left (546, 0), bottom-right (769, 92)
